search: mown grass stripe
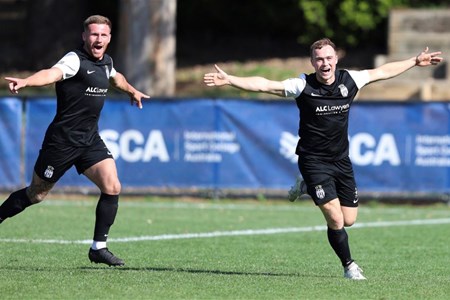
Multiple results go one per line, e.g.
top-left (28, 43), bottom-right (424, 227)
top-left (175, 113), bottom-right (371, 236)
top-left (1, 218), bottom-right (449, 245)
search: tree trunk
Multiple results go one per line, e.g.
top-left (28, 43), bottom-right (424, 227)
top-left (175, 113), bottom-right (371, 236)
top-left (118, 0), bottom-right (176, 96)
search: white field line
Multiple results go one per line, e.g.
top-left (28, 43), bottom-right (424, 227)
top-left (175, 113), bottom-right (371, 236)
top-left (1, 218), bottom-right (450, 245)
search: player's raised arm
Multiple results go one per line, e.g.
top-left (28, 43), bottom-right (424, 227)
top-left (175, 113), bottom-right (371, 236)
top-left (5, 68), bottom-right (63, 94)
top-left (366, 47), bottom-right (443, 83)
top-left (203, 64), bottom-right (286, 97)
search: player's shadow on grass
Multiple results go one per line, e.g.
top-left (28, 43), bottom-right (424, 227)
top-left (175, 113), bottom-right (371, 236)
top-left (0, 266), bottom-right (333, 278)
top-left (81, 265), bottom-right (333, 278)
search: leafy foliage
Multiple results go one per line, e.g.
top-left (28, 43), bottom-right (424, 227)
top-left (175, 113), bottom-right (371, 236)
top-left (297, 0), bottom-right (448, 47)
top-left (298, 0), bottom-right (404, 46)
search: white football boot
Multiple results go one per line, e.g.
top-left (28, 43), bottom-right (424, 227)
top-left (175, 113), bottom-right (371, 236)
top-left (344, 262), bottom-right (366, 280)
top-left (288, 176), bottom-right (307, 202)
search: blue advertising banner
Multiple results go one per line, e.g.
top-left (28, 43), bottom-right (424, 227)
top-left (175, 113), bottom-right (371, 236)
top-left (97, 99), bottom-right (299, 189)
top-left (349, 102), bottom-right (450, 193)
top-left (0, 98), bottom-right (22, 188)
top-left (24, 98), bottom-right (299, 189)
top-left (21, 98), bottom-right (450, 194)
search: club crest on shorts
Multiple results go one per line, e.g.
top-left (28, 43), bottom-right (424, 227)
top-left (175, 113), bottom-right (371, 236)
top-left (44, 165), bottom-right (54, 179)
top-left (315, 185), bottom-right (325, 199)
top-left (338, 84), bottom-right (348, 97)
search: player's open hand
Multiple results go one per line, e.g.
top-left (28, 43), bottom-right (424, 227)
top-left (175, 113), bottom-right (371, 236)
top-left (203, 64), bottom-right (230, 87)
top-left (415, 47), bottom-right (443, 67)
top-left (130, 91), bottom-right (150, 109)
top-left (4, 77), bottom-right (27, 94)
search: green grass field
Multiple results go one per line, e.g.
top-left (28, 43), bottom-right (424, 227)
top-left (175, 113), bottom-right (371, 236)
top-left (0, 195), bottom-right (449, 299)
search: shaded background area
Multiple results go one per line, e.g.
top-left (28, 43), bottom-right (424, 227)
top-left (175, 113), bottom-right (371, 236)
top-left (175, 0), bottom-right (390, 69)
top-left (176, 0), bottom-right (311, 66)
top-left (0, 0), bottom-right (448, 99)
top-left (0, 0), bottom-right (386, 71)
top-left (0, 0), bottom-right (119, 71)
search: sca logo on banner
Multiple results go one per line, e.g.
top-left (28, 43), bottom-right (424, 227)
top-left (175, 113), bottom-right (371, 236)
top-left (100, 129), bottom-right (169, 162)
top-left (280, 132), bottom-right (400, 166)
top-left (350, 133), bottom-right (400, 166)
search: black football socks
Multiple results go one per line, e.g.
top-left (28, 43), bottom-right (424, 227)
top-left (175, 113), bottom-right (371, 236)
top-left (93, 193), bottom-right (119, 241)
top-left (0, 188), bottom-right (33, 223)
top-left (327, 227), bottom-right (354, 267)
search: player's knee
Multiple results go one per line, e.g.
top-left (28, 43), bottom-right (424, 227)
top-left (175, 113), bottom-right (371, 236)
top-left (103, 180), bottom-right (121, 195)
top-left (344, 219), bottom-right (356, 227)
top-left (112, 183), bottom-right (121, 195)
top-left (28, 191), bottom-right (49, 204)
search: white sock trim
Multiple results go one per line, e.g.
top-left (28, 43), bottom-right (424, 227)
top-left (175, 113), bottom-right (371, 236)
top-left (91, 241), bottom-right (107, 250)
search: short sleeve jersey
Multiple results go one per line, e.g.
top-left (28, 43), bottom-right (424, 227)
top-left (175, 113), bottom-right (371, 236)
top-left (283, 70), bottom-right (370, 161)
top-left (42, 48), bottom-right (117, 147)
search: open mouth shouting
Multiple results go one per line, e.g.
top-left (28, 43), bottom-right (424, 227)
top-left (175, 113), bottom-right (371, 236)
top-left (91, 44), bottom-right (104, 57)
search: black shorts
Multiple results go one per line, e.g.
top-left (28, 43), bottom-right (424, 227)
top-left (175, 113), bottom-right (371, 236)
top-left (34, 138), bottom-right (113, 183)
top-left (298, 156), bottom-right (359, 207)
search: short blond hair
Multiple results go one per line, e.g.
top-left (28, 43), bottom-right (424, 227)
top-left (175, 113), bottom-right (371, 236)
top-left (83, 15), bottom-right (112, 31)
